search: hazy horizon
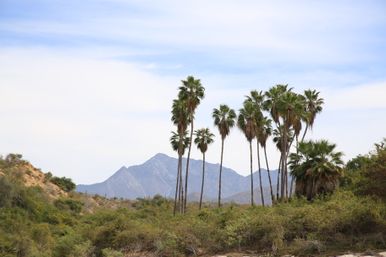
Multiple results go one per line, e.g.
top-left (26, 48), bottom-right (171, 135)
top-left (1, 1), bottom-right (386, 184)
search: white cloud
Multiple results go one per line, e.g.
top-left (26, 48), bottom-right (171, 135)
top-left (1, 48), bottom-right (386, 182)
top-left (0, 48), bottom-right (179, 183)
top-left (2, 1), bottom-right (384, 65)
top-left (324, 82), bottom-right (386, 110)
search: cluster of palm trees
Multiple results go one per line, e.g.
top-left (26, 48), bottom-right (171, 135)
top-left (171, 76), bottom-right (205, 214)
top-left (171, 76), bottom-right (334, 214)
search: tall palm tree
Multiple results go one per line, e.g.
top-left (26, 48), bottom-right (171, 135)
top-left (286, 93), bottom-right (307, 198)
top-left (301, 90), bottom-right (324, 142)
top-left (194, 128), bottom-right (215, 210)
top-left (258, 116), bottom-right (274, 204)
top-left (178, 76), bottom-right (205, 212)
top-left (264, 85), bottom-right (291, 201)
top-left (246, 90), bottom-right (265, 206)
top-left (170, 131), bottom-right (190, 215)
top-left (238, 101), bottom-right (257, 206)
top-left (212, 104), bottom-right (236, 207)
top-left (276, 91), bottom-right (304, 199)
top-left (289, 140), bottom-right (343, 200)
top-left (171, 98), bottom-right (190, 214)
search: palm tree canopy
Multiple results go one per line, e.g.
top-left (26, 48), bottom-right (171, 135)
top-left (263, 84), bottom-right (291, 123)
top-left (258, 116), bottom-right (273, 148)
top-left (289, 140), bottom-right (344, 199)
top-left (178, 76), bottom-right (205, 115)
top-left (276, 91), bottom-right (305, 131)
top-left (212, 104), bottom-right (236, 140)
top-left (245, 90), bottom-right (265, 107)
top-left (272, 125), bottom-right (294, 152)
top-left (238, 101), bottom-right (257, 142)
top-left (303, 89), bottom-right (324, 128)
top-left (194, 128), bottom-right (215, 154)
top-left (170, 131), bottom-right (190, 156)
top-left (171, 98), bottom-right (190, 134)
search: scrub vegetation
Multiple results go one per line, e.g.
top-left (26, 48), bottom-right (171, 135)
top-left (0, 140), bottom-right (385, 256)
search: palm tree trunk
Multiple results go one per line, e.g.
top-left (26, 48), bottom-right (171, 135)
top-left (173, 154), bottom-right (181, 215)
top-left (257, 142), bottom-right (264, 207)
top-left (289, 176), bottom-right (294, 198)
top-left (218, 138), bottom-right (224, 208)
top-left (180, 180), bottom-right (184, 214)
top-left (286, 137), bottom-right (295, 199)
top-left (276, 155), bottom-right (282, 202)
top-left (280, 151), bottom-right (285, 201)
top-left (264, 146), bottom-right (274, 204)
top-left (249, 140), bottom-right (254, 206)
top-left (199, 152), bottom-right (205, 210)
top-left (179, 156), bottom-right (184, 214)
top-left (289, 136), bottom-right (299, 198)
top-left (301, 123), bottom-right (309, 142)
top-left (184, 119), bottom-right (194, 212)
top-left (280, 135), bottom-right (286, 201)
top-left (282, 122), bottom-right (289, 202)
top-left (284, 143), bottom-right (290, 201)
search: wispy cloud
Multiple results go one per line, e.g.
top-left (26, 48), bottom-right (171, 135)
top-left (0, 1), bottom-right (385, 182)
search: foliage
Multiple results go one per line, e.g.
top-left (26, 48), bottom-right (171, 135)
top-left (54, 198), bottom-right (83, 214)
top-left (50, 176), bottom-right (76, 192)
top-left (344, 139), bottom-right (386, 201)
top-left (1, 166), bottom-right (385, 257)
top-left (194, 128), bottom-right (214, 154)
top-left (1, 143), bottom-right (385, 256)
top-left (289, 140), bottom-right (344, 200)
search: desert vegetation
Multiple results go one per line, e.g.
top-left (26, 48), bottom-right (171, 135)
top-left (0, 141), bottom-right (386, 257)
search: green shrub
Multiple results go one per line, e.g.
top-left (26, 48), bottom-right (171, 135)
top-left (50, 176), bottom-right (76, 192)
top-left (101, 248), bottom-right (124, 257)
top-left (54, 198), bottom-right (83, 214)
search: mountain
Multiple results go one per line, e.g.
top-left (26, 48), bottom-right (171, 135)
top-left (76, 153), bottom-right (282, 204)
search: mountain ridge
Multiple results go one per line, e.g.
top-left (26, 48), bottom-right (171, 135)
top-left (76, 153), bottom-right (280, 204)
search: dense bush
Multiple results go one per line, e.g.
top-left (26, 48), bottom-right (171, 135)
top-left (54, 198), bottom-right (83, 214)
top-left (50, 176), bottom-right (76, 192)
top-left (344, 139), bottom-right (386, 201)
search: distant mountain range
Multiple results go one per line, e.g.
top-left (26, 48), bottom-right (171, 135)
top-left (76, 153), bottom-right (283, 205)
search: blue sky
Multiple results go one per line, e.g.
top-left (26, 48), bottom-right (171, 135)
top-left (1, 0), bottom-right (386, 183)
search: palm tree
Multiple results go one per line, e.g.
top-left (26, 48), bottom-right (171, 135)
top-left (286, 93), bottom-right (307, 198)
top-left (238, 101), bottom-right (257, 206)
top-left (301, 90), bottom-right (324, 142)
top-left (171, 98), bottom-right (190, 214)
top-left (194, 128), bottom-right (215, 210)
top-left (264, 85), bottom-right (290, 201)
top-left (258, 116), bottom-right (274, 204)
top-left (212, 104), bottom-right (236, 207)
top-left (289, 140), bottom-right (343, 200)
top-left (246, 90), bottom-right (265, 206)
top-left (170, 131), bottom-right (190, 215)
top-left (178, 76), bottom-right (205, 212)
top-left (276, 91), bottom-right (304, 199)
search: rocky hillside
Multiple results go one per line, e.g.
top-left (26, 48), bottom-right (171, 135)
top-left (0, 154), bottom-right (67, 199)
